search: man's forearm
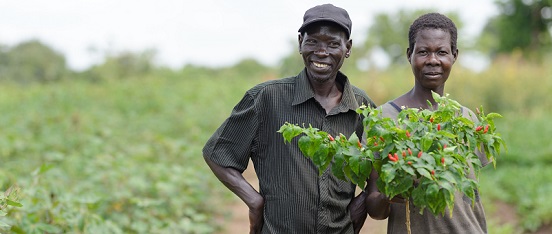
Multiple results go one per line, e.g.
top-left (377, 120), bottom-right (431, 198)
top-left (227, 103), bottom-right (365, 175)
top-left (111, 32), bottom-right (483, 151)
top-left (204, 157), bottom-right (263, 209)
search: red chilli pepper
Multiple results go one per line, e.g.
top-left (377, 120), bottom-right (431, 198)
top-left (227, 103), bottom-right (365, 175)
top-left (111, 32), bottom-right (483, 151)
top-left (388, 153), bottom-right (398, 162)
top-left (407, 161), bottom-right (412, 165)
top-left (405, 130), bottom-right (411, 138)
top-left (380, 137), bottom-right (385, 142)
top-left (418, 151), bottom-right (423, 158)
top-left (429, 117), bottom-right (434, 123)
top-left (431, 170), bottom-right (435, 175)
top-left (443, 144), bottom-right (447, 149)
top-left (484, 125), bottom-right (489, 134)
top-left (402, 151), bottom-right (406, 157)
top-left (407, 148), bottom-right (412, 156)
top-left (394, 153), bottom-right (399, 160)
top-left (475, 126), bottom-right (483, 131)
top-left (374, 142), bottom-right (378, 146)
top-left (437, 124), bottom-right (441, 131)
top-left (441, 157), bottom-right (445, 165)
top-left (328, 134), bottom-right (335, 141)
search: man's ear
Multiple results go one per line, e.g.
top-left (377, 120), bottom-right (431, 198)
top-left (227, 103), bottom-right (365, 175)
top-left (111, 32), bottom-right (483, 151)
top-left (345, 39), bottom-right (352, 58)
top-left (298, 33), bottom-right (303, 53)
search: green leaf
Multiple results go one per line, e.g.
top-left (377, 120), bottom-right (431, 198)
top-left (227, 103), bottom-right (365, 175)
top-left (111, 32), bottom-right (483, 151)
top-left (401, 163), bottom-right (416, 176)
top-left (421, 136), bottom-right (433, 152)
top-left (394, 176), bottom-right (413, 196)
top-left (439, 171), bottom-right (458, 185)
top-left (312, 144), bottom-right (330, 175)
top-left (37, 223), bottom-right (62, 233)
top-left (437, 130), bottom-right (456, 139)
top-left (298, 136), bottom-right (313, 158)
top-left (6, 199), bottom-right (23, 207)
top-left (486, 113), bottom-right (503, 119)
top-left (0, 221), bottom-right (9, 228)
top-left (417, 167), bottom-right (432, 179)
top-left (349, 154), bottom-right (361, 175)
top-left (359, 158), bottom-right (372, 179)
top-left (278, 123), bottom-right (303, 143)
top-left (332, 153), bottom-right (346, 181)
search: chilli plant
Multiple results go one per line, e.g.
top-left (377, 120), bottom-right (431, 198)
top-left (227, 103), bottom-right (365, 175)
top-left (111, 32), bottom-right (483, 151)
top-left (278, 91), bottom-right (506, 233)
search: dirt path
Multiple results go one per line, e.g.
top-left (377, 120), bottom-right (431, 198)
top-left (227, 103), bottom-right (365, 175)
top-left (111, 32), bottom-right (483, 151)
top-left (216, 162), bottom-right (388, 234)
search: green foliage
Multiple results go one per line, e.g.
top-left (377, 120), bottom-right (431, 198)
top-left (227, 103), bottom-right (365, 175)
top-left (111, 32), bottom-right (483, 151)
top-left (0, 73), bottom-right (257, 233)
top-left (83, 49), bottom-right (157, 82)
top-left (362, 10), bottom-right (462, 65)
top-left (279, 92), bottom-right (506, 217)
top-left (0, 185), bottom-right (22, 229)
top-left (481, 164), bottom-right (552, 232)
top-left (478, 0), bottom-right (552, 59)
top-left (479, 114), bottom-right (552, 233)
top-left (0, 40), bottom-right (67, 83)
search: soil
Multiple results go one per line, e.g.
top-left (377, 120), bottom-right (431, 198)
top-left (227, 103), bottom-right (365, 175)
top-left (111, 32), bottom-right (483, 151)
top-left (214, 162), bottom-right (551, 234)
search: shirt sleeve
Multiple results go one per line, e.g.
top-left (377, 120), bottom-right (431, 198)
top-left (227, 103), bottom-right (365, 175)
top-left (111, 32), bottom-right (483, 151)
top-left (202, 91), bottom-right (259, 172)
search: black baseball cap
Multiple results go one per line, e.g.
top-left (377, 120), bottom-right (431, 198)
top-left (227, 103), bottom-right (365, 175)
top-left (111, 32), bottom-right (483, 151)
top-left (298, 4), bottom-right (352, 37)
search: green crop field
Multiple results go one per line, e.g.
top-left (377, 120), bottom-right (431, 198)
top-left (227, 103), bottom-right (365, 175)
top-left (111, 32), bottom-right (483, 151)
top-left (1, 55), bottom-right (551, 233)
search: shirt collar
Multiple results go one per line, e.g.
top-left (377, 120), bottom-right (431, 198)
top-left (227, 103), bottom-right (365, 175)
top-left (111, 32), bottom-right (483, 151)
top-left (292, 69), bottom-right (359, 113)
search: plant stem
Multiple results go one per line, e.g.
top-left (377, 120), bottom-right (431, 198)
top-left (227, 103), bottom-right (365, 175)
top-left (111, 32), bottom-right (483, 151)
top-left (406, 199), bottom-right (411, 234)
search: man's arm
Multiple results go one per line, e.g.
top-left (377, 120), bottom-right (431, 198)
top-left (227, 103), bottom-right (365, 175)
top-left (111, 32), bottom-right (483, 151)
top-left (349, 191), bottom-right (368, 234)
top-left (204, 157), bottom-right (264, 234)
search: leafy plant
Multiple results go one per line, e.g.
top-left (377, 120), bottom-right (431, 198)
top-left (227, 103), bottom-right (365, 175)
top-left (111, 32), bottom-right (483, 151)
top-left (0, 185), bottom-right (22, 229)
top-left (279, 91), bottom-right (506, 233)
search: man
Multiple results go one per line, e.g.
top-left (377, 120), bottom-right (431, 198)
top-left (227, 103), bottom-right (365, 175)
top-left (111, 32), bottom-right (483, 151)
top-left (203, 4), bottom-right (375, 233)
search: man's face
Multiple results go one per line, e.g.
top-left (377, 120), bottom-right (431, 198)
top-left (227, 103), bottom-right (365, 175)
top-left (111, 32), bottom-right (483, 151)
top-left (299, 23), bottom-right (351, 83)
top-left (407, 28), bottom-right (458, 91)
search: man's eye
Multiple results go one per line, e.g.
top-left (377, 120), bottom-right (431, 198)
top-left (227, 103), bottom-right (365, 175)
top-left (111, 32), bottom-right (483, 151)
top-left (329, 42), bottom-right (340, 48)
top-left (418, 51), bottom-right (428, 56)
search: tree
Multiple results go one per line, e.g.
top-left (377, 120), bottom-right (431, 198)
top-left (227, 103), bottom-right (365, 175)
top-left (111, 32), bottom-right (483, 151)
top-left (83, 49), bottom-right (157, 81)
top-left (0, 40), bottom-right (67, 83)
top-left (361, 10), bottom-right (463, 68)
top-left (478, 0), bottom-right (552, 58)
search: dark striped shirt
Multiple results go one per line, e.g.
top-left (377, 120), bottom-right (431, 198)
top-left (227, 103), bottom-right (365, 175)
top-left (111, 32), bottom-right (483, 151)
top-left (203, 69), bottom-right (375, 233)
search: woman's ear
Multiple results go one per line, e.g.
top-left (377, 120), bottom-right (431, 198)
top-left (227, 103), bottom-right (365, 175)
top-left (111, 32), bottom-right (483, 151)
top-left (406, 48), bottom-right (412, 64)
top-left (452, 49), bottom-right (459, 64)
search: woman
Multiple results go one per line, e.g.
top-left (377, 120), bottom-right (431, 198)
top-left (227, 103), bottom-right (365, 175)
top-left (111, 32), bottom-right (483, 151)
top-left (365, 13), bottom-right (489, 233)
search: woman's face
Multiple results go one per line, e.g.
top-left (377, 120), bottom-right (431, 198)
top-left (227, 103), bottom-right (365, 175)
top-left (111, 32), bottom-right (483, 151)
top-left (407, 28), bottom-right (458, 91)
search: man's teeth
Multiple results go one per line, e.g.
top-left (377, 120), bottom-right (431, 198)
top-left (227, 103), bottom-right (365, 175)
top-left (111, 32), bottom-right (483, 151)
top-left (313, 62), bottom-right (328, 68)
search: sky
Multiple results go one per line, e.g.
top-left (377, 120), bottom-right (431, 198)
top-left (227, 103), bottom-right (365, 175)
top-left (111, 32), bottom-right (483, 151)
top-left (0, 0), bottom-right (498, 71)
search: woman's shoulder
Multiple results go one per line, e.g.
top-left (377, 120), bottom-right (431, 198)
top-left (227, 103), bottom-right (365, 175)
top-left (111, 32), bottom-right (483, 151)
top-left (379, 102), bottom-right (402, 119)
top-left (460, 105), bottom-right (479, 122)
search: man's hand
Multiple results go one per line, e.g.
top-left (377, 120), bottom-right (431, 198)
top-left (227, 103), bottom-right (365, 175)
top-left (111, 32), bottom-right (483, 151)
top-left (349, 192), bottom-right (368, 234)
top-left (248, 194), bottom-right (265, 234)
